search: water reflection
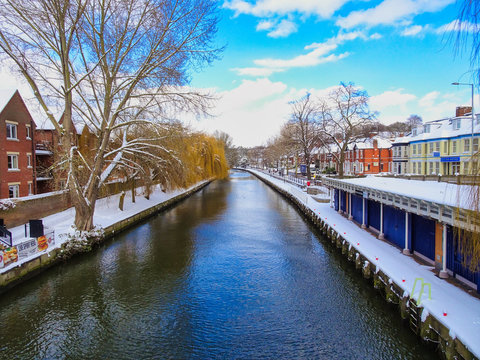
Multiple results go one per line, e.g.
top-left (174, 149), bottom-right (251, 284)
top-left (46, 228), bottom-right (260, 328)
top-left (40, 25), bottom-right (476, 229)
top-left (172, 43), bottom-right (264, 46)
top-left (0, 171), bottom-right (436, 359)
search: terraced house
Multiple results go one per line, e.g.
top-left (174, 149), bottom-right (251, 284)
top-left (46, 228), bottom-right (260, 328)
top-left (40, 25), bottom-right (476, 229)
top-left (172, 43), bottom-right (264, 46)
top-left (393, 107), bottom-right (480, 175)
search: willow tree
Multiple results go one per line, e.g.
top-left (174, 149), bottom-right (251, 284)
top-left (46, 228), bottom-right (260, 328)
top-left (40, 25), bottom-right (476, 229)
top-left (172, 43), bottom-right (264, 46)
top-left (453, 1), bottom-right (480, 271)
top-left (0, 0), bottom-right (221, 231)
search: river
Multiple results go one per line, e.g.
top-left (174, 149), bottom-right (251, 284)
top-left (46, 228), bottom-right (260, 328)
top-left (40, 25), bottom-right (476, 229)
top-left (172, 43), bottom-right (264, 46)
top-left (0, 171), bottom-right (436, 359)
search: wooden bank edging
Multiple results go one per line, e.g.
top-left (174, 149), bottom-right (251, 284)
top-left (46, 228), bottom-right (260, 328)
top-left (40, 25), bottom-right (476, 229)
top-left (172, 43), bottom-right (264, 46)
top-left (247, 170), bottom-right (476, 360)
top-left (0, 181), bottom-right (212, 294)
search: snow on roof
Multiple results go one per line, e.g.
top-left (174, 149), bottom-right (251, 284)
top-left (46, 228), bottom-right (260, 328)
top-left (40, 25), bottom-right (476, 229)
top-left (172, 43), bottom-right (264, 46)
top-left (393, 115), bottom-right (480, 145)
top-left (351, 136), bottom-right (392, 150)
top-left (337, 176), bottom-right (473, 209)
top-left (0, 89), bottom-right (16, 113)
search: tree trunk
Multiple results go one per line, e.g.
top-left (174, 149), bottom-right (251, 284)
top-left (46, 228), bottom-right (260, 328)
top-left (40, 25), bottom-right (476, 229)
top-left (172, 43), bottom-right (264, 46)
top-left (338, 150), bottom-right (345, 178)
top-left (73, 196), bottom-right (95, 231)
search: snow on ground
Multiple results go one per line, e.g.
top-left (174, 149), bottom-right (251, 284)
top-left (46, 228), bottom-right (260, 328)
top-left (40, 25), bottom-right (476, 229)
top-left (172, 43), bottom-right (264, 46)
top-left (334, 176), bottom-right (473, 209)
top-left (251, 169), bottom-right (480, 359)
top-left (2, 182), bottom-right (208, 275)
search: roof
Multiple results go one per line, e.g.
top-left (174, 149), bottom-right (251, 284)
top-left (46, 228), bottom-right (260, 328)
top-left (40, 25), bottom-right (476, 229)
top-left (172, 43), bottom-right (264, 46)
top-left (393, 115), bottom-right (480, 145)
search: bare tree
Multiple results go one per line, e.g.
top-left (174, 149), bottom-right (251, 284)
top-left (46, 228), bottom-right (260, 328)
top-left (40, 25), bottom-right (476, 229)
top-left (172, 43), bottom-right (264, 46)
top-left (406, 114), bottom-right (423, 131)
top-left (213, 130), bottom-right (237, 168)
top-left (0, 0), bottom-right (221, 231)
top-left (318, 82), bottom-right (376, 178)
top-left (283, 93), bottom-right (321, 180)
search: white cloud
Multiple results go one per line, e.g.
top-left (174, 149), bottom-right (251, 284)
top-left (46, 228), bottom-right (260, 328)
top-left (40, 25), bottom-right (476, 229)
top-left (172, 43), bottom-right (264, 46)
top-left (231, 67), bottom-right (285, 77)
top-left (370, 89), bottom-right (417, 111)
top-left (192, 78), bottom-right (300, 146)
top-left (223, 0), bottom-right (349, 18)
top-left (401, 25), bottom-right (424, 36)
top-left (256, 20), bottom-right (275, 31)
top-left (267, 19), bottom-right (298, 38)
top-left (436, 20), bottom-right (477, 34)
top-left (336, 0), bottom-right (455, 29)
top-left (234, 30), bottom-right (379, 77)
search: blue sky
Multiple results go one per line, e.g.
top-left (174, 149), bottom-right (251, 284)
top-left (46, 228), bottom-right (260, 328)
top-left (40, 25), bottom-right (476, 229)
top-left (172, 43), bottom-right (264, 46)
top-left (0, 0), bottom-right (475, 147)
top-left (190, 0), bottom-right (479, 146)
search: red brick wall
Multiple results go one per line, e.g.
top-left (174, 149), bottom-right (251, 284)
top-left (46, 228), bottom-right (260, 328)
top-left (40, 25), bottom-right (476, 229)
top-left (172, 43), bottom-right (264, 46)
top-left (0, 91), bottom-right (36, 199)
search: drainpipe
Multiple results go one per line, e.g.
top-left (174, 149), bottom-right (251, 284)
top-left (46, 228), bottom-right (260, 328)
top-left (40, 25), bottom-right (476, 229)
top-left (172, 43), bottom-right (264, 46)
top-left (348, 193), bottom-right (353, 220)
top-left (378, 203), bottom-right (384, 239)
top-left (403, 211), bottom-right (411, 255)
top-left (362, 197), bottom-right (366, 228)
top-left (338, 191), bottom-right (343, 214)
top-left (439, 224), bottom-right (449, 278)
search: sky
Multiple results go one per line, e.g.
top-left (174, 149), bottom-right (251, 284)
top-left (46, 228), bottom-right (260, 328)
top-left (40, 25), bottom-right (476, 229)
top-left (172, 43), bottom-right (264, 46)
top-left (187, 0), bottom-right (479, 146)
top-left (0, 0), bottom-right (477, 147)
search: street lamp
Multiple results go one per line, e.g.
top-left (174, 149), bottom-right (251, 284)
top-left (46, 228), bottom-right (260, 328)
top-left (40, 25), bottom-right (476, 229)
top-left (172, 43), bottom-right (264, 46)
top-left (451, 82), bottom-right (475, 159)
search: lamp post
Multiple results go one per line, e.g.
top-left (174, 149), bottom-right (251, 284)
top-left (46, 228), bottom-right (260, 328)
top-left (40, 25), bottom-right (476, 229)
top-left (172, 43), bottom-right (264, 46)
top-left (451, 82), bottom-right (474, 159)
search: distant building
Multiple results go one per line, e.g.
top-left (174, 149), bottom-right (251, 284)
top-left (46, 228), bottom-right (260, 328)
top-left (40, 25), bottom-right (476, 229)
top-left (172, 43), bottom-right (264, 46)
top-left (393, 107), bottom-right (480, 175)
top-left (344, 137), bottom-right (392, 175)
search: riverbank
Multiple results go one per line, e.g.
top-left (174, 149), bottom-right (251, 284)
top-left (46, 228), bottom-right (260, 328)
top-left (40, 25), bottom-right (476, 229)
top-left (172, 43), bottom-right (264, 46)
top-left (246, 169), bottom-right (480, 360)
top-left (0, 180), bottom-right (212, 293)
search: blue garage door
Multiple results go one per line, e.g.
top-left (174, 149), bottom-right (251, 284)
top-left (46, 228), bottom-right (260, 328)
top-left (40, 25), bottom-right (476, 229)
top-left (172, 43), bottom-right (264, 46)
top-left (334, 189), bottom-right (339, 211)
top-left (447, 226), bottom-right (479, 293)
top-left (340, 191), bottom-right (347, 212)
top-left (367, 200), bottom-right (380, 231)
top-left (383, 205), bottom-right (405, 249)
top-left (411, 214), bottom-right (435, 261)
top-left (351, 194), bottom-right (363, 224)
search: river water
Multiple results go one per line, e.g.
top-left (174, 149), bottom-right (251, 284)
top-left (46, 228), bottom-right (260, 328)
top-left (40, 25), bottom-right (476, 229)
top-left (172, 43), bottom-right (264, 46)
top-left (0, 171), bottom-right (436, 359)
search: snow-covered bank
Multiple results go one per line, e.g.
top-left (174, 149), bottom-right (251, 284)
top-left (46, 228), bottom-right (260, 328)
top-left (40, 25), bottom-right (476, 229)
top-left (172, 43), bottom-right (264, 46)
top-left (248, 169), bottom-right (480, 359)
top-left (0, 181), bottom-right (211, 277)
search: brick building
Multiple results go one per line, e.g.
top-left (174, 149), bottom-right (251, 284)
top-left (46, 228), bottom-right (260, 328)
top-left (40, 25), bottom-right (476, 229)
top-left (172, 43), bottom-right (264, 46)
top-left (0, 91), bottom-right (37, 198)
top-left (344, 137), bottom-right (392, 175)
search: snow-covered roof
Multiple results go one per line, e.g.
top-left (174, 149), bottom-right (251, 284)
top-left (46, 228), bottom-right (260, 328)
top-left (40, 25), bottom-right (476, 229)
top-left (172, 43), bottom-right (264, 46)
top-left (351, 136), bottom-right (392, 150)
top-left (337, 176), bottom-right (472, 209)
top-left (393, 115), bottom-right (480, 145)
top-left (0, 89), bottom-right (16, 114)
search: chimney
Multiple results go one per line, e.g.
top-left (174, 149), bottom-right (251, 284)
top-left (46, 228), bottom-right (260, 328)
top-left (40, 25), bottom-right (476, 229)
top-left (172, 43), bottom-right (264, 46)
top-left (373, 139), bottom-right (378, 148)
top-left (456, 106), bottom-right (472, 117)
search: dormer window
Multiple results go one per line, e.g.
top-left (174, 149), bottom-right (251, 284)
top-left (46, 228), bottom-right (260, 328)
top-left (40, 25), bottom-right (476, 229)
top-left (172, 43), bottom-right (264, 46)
top-left (452, 118), bottom-right (461, 130)
top-left (424, 124), bottom-right (431, 133)
top-left (412, 128), bottom-right (417, 136)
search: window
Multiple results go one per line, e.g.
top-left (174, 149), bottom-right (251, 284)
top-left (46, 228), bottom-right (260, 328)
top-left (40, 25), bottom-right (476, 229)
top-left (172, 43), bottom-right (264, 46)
top-left (429, 162), bottom-right (434, 174)
top-left (27, 153), bottom-right (32, 168)
top-left (8, 184), bottom-right (19, 198)
top-left (7, 154), bottom-right (18, 170)
top-left (474, 138), bottom-right (479, 152)
top-left (424, 124), bottom-right (431, 133)
top-left (429, 142), bottom-right (434, 154)
top-left (360, 163), bottom-right (364, 173)
top-left (465, 139), bottom-right (470, 152)
top-left (452, 162), bottom-right (460, 174)
top-left (6, 122), bottom-right (17, 139)
top-left (452, 141), bottom-right (457, 154)
top-left (25, 125), bottom-right (31, 139)
top-left (444, 142), bottom-right (448, 153)
top-left (412, 145), bottom-right (417, 155)
top-left (435, 142), bottom-right (440, 152)
top-left (412, 162), bottom-right (417, 174)
top-left (28, 182), bottom-right (33, 195)
top-left (453, 119), bottom-right (461, 130)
